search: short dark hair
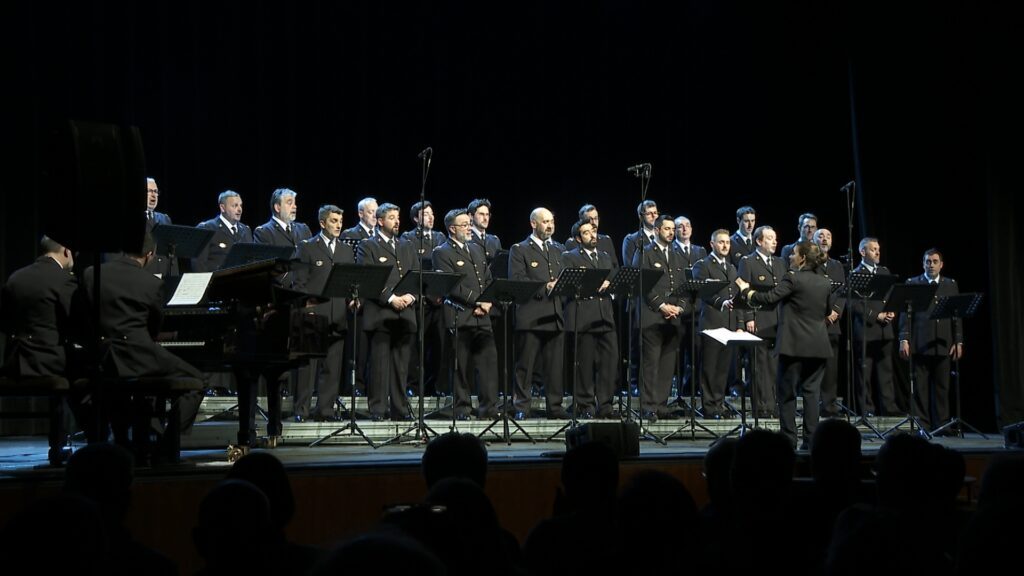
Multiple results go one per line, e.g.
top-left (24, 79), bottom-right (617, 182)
top-left (375, 202), bottom-right (400, 221)
top-left (570, 219), bottom-right (593, 241)
top-left (753, 225), bottom-right (774, 243)
top-left (858, 236), bottom-right (878, 252)
top-left (318, 204), bottom-right (343, 223)
top-left (467, 198), bottom-right (491, 216)
top-left (636, 200), bottom-right (658, 218)
top-left (422, 432), bottom-right (488, 489)
top-left (444, 208), bottom-right (467, 230)
top-left (798, 212), bottom-right (818, 229)
top-left (409, 201), bottom-right (433, 222)
top-left (40, 235), bottom-right (65, 254)
top-left (578, 204), bottom-right (597, 221)
top-left (736, 206), bottom-right (756, 221)
top-left (923, 248), bottom-right (943, 261)
top-left (654, 214), bottom-right (674, 229)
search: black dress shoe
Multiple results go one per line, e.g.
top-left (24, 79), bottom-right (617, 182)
top-left (578, 411), bottom-right (594, 420)
top-left (513, 411), bottom-right (528, 421)
top-left (401, 413), bottom-right (416, 421)
top-left (456, 413), bottom-right (471, 421)
top-left (370, 414), bottom-right (386, 422)
top-left (548, 410), bottom-right (570, 420)
top-left (292, 414), bottom-right (307, 423)
top-left (641, 411), bottom-right (658, 423)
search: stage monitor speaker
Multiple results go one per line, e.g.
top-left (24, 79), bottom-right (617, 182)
top-left (1002, 421), bottom-right (1024, 450)
top-left (565, 422), bottom-right (639, 458)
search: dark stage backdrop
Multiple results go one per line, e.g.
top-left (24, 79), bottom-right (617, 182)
top-left (3, 1), bottom-right (1020, 429)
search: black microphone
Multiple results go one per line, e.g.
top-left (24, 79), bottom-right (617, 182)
top-left (417, 147), bottom-right (433, 159)
top-left (840, 180), bottom-right (855, 193)
top-left (627, 163), bottom-right (651, 176)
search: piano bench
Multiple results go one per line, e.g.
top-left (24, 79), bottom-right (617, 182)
top-left (0, 376), bottom-right (72, 466)
top-left (73, 377), bottom-right (205, 466)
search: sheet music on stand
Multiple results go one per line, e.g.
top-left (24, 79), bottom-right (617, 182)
top-left (548, 266), bottom-right (609, 298)
top-left (151, 224), bottom-right (215, 260)
top-left (220, 243), bottom-right (297, 270)
top-left (929, 292), bottom-right (983, 321)
top-left (848, 271), bottom-right (899, 300)
top-left (605, 266), bottom-right (664, 297)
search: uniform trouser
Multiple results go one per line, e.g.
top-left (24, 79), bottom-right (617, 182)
top-left (641, 324), bottom-right (680, 415)
top-left (295, 337), bottom-right (344, 418)
top-left (854, 339), bottom-right (897, 415)
top-left (700, 336), bottom-right (731, 415)
top-left (368, 330), bottom-right (413, 418)
top-left (572, 329), bottom-right (618, 416)
top-left (820, 335), bottom-right (841, 414)
top-left (777, 355), bottom-right (825, 449)
top-left (910, 354), bottom-right (951, 430)
top-left (514, 330), bottom-right (563, 414)
top-left (451, 327), bottom-right (499, 417)
top-left (751, 338), bottom-right (778, 415)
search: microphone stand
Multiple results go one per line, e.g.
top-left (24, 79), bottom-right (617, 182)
top-left (628, 163), bottom-right (659, 442)
top-left (444, 298), bottom-right (464, 432)
top-left (413, 147), bottom-right (433, 442)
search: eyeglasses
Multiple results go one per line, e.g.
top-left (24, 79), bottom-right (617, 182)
top-left (453, 222), bottom-right (472, 228)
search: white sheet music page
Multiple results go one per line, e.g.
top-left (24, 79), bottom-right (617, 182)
top-left (167, 272), bottom-right (213, 306)
top-left (702, 327), bottom-right (762, 346)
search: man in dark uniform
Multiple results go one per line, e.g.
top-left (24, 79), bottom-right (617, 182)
top-left (672, 216), bottom-right (707, 399)
top-left (560, 219), bottom-right (618, 419)
top-left (622, 200), bottom-right (659, 267)
top-left (564, 204), bottom-right (619, 266)
top-left (779, 212), bottom-right (818, 263)
top-left (509, 207), bottom-right (565, 419)
top-left (293, 205), bottom-right (355, 422)
top-left (898, 248), bottom-right (963, 431)
top-left (339, 196), bottom-right (378, 397)
top-left (737, 225), bottom-right (788, 418)
top-left (79, 234), bottom-right (204, 442)
top-left (636, 215), bottom-right (688, 421)
top-left (432, 209), bottom-right (499, 419)
top-left (356, 203), bottom-right (420, 420)
top-left (253, 188), bottom-right (312, 288)
top-left (193, 190), bottom-right (253, 272)
top-left (340, 197), bottom-right (378, 242)
top-left (467, 198), bottom-right (502, 265)
top-left (1, 236), bottom-right (76, 377)
top-left (850, 236), bottom-right (899, 417)
top-left (728, 206), bottom-right (757, 268)
top-left (143, 177), bottom-right (178, 278)
top-left (692, 229), bottom-right (739, 418)
top-left (814, 228), bottom-right (847, 416)
top-left (401, 201), bottom-right (447, 398)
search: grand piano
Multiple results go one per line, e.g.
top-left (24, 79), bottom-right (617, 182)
top-left (160, 259), bottom-right (326, 451)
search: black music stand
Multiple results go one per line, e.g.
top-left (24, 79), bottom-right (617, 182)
top-left (848, 271), bottom-right (898, 439)
top-left (608, 265), bottom-right (666, 444)
top-left (544, 266), bottom-right (610, 441)
top-left (151, 224), bottom-right (214, 274)
top-left (220, 243), bottom-right (296, 270)
top-left (882, 283), bottom-right (938, 438)
top-left (382, 270), bottom-right (463, 446)
top-left (927, 292), bottom-right (986, 438)
top-left (309, 263), bottom-right (393, 448)
top-left (711, 332), bottom-right (765, 443)
top-left (476, 279), bottom-right (545, 444)
top-left (661, 278), bottom-right (726, 441)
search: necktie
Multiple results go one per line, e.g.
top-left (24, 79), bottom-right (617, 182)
top-left (329, 239), bottom-right (336, 254)
top-left (230, 225), bottom-right (238, 238)
top-left (683, 245), bottom-right (689, 257)
top-left (745, 237), bottom-right (751, 249)
top-left (390, 238), bottom-right (397, 252)
top-left (147, 210), bottom-right (153, 220)
top-left (767, 256), bottom-right (772, 268)
top-left (589, 251), bottom-right (598, 266)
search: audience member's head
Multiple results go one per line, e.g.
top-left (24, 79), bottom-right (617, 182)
top-left (1, 494), bottom-right (107, 572)
top-left (976, 454), bottom-right (1024, 510)
top-left (312, 532), bottom-right (445, 576)
top-left (227, 451), bottom-right (295, 530)
top-left (731, 430), bottom-right (795, 515)
top-left (875, 433), bottom-right (963, 514)
top-left (810, 418), bottom-right (863, 487)
top-left (63, 442), bottom-right (135, 524)
top-left (617, 470), bottom-right (698, 564)
top-left (421, 432), bottom-right (488, 489)
top-left (193, 479), bottom-right (273, 573)
top-left (703, 438), bottom-right (738, 512)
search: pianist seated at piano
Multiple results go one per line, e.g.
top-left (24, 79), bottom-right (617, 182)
top-left (78, 233), bottom-right (205, 442)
